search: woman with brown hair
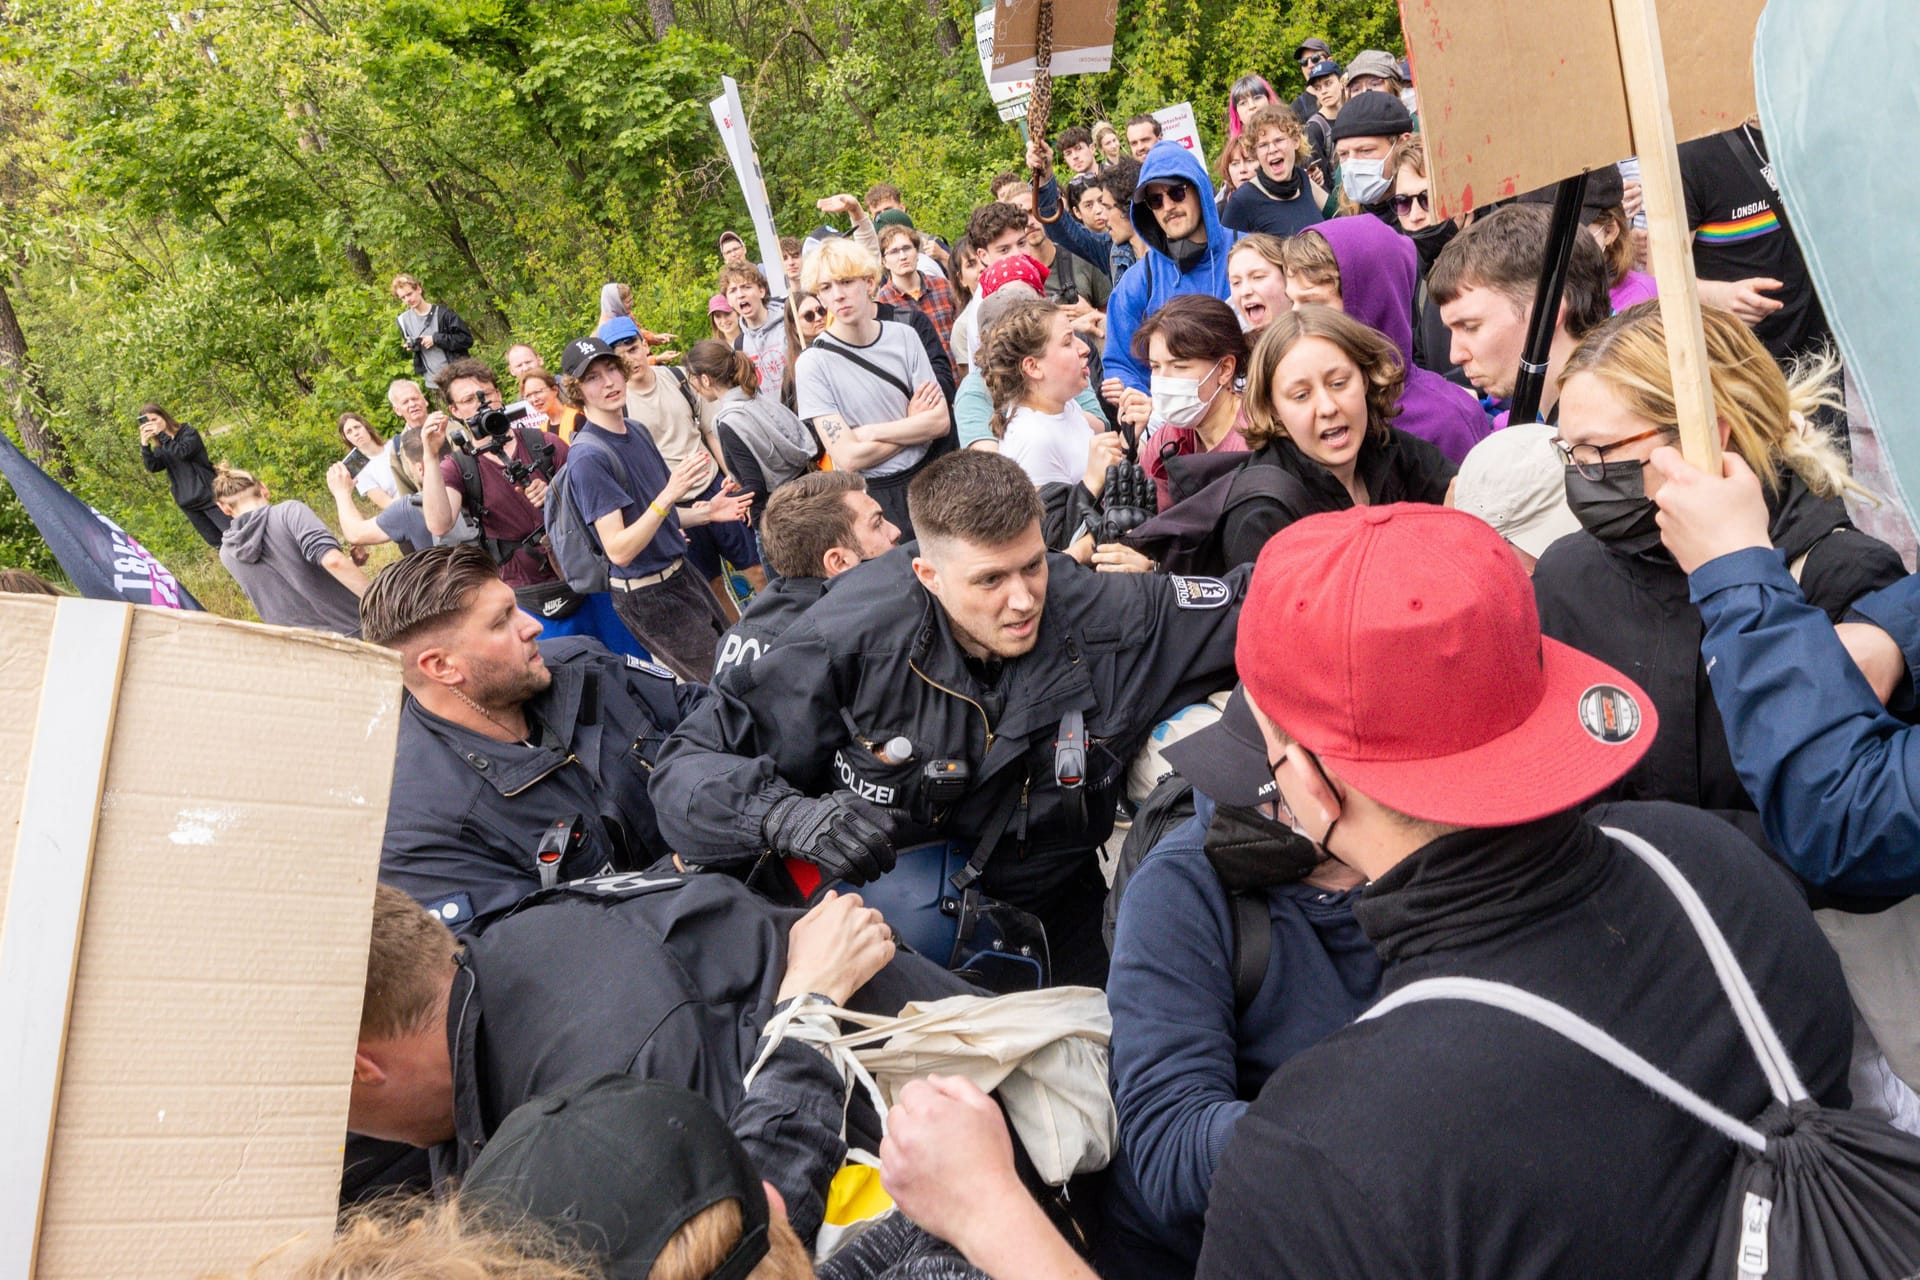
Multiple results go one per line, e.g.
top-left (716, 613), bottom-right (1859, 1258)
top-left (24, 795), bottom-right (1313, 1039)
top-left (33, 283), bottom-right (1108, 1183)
top-left (683, 338), bottom-right (819, 529)
top-left (778, 290), bottom-right (828, 412)
top-left (1221, 304), bottom-right (1454, 567)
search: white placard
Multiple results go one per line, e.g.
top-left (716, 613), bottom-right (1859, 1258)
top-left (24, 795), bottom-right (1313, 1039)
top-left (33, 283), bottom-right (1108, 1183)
top-left (709, 76), bottom-right (783, 287)
top-left (1153, 102), bottom-right (1207, 171)
top-left (974, 8), bottom-right (1032, 122)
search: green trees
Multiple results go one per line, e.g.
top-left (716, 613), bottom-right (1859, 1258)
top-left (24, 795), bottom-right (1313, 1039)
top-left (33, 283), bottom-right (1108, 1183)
top-left (0, 0), bottom-right (1398, 600)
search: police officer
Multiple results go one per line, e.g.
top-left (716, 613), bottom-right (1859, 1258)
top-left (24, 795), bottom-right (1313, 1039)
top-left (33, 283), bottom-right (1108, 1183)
top-left (362, 542), bottom-right (706, 929)
top-left (348, 876), bottom-right (969, 1245)
top-left (652, 451), bottom-right (1247, 987)
top-left (714, 471), bottom-right (900, 677)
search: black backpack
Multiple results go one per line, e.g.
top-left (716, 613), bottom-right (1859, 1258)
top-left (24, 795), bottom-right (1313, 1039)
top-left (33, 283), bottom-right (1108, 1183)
top-left (1125, 458), bottom-right (1315, 577)
top-left (452, 426), bottom-right (558, 566)
top-left (1104, 775), bottom-right (1274, 1016)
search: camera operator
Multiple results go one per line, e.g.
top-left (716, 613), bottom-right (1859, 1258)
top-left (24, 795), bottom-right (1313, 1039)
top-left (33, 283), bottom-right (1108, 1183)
top-left (137, 403), bottom-right (228, 546)
top-left (418, 357), bottom-right (582, 626)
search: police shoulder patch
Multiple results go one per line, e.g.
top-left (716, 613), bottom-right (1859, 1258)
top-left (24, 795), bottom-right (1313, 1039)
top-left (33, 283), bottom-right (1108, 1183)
top-left (422, 892), bottom-right (475, 927)
top-left (625, 654), bottom-right (677, 681)
top-left (1170, 576), bottom-right (1231, 610)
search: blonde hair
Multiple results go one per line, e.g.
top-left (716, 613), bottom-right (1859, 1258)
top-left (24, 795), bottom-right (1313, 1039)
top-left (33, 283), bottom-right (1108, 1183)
top-left (1277, 230), bottom-right (1340, 291)
top-left (1243, 305), bottom-right (1405, 450)
top-left (265, 1196), bottom-right (599, 1279)
top-left (1387, 134), bottom-right (1426, 181)
top-left (1229, 232), bottom-right (1288, 275)
top-left (648, 1199), bottom-right (813, 1280)
top-left (1559, 302), bottom-right (1865, 502)
top-left (360, 883), bottom-right (459, 1040)
top-left (977, 299), bottom-right (1061, 440)
top-left (802, 237), bottom-right (881, 292)
top-left (1091, 120), bottom-right (1118, 154)
top-left (390, 273), bottom-right (422, 296)
top-left (212, 462), bottom-right (264, 503)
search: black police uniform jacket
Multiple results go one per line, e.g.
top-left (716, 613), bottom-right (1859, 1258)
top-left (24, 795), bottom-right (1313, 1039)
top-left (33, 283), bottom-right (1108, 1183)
top-left (651, 546), bottom-right (1249, 907)
top-left (380, 637), bottom-right (706, 931)
top-left (713, 574), bottom-right (829, 678)
top-left (433, 870), bottom-right (973, 1222)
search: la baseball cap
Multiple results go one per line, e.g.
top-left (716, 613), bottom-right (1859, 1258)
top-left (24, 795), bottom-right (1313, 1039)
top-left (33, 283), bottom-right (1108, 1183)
top-left (464, 1074), bottom-right (770, 1280)
top-left (1236, 504), bottom-right (1655, 826)
top-left (562, 335), bottom-right (623, 380)
top-left (1452, 423), bottom-right (1584, 559)
top-left (1306, 58), bottom-right (1344, 85)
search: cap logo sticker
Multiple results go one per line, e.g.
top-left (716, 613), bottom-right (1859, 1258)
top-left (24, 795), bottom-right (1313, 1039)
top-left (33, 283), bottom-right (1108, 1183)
top-left (1171, 576), bottom-right (1230, 610)
top-left (1577, 684), bottom-right (1642, 745)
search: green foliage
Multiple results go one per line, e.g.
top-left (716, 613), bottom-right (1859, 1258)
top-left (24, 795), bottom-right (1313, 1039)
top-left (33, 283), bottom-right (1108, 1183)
top-left (0, 0), bottom-right (1400, 600)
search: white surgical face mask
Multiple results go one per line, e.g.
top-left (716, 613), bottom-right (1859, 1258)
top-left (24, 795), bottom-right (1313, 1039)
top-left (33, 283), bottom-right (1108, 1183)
top-left (1341, 157), bottom-right (1391, 206)
top-left (1149, 359), bottom-right (1226, 428)
top-left (1401, 88), bottom-right (1419, 113)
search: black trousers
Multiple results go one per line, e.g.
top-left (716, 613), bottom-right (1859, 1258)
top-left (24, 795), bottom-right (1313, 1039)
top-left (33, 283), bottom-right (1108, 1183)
top-left (609, 562), bottom-right (728, 683)
top-left (181, 502), bottom-right (229, 547)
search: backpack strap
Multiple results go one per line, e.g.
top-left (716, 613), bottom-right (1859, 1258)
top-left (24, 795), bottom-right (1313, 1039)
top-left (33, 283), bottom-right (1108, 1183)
top-left (664, 366), bottom-right (704, 421)
top-left (814, 335), bottom-right (915, 400)
top-left (514, 426), bottom-right (556, 481)
top-left (1359, 975), bottom-right (1769, 1153)
top-left (1228, 891), bottom-right (1272, 1016)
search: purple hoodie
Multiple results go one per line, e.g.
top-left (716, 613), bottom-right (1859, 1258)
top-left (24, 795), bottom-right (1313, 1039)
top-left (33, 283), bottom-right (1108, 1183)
top-left (1312, 216), bottom-right (1492, 463)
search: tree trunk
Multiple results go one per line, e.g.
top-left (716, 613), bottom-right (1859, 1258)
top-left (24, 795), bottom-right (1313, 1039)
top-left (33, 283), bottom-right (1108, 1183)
top-left (0, 271), bottom-right (65, 475)
top-left (924, 0), bottom-right (959, 56)
top-left (647, 0), bottom-right (675, 38)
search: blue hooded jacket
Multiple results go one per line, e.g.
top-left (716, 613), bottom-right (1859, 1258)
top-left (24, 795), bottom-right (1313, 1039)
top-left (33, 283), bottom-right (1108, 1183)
top-left (1104, 142), bottom-right (1240, 392)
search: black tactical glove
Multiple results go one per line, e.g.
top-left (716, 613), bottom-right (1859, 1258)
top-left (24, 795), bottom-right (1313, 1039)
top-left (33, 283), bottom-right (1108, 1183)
top-left (1095, 462), bottom-right (1154, 545)
top-left (762, 791), bottom-right (898, 886)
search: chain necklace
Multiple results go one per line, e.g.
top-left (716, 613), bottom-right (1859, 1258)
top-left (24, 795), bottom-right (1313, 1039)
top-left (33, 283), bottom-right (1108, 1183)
top-left (451, 686), bottom-right (536, 748)
top-left (1741, 123), bottom-right (1776, 193)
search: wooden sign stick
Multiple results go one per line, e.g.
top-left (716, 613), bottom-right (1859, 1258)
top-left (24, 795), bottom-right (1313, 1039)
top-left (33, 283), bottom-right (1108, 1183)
top-left (1611, 0), bottom-right (1723, 470)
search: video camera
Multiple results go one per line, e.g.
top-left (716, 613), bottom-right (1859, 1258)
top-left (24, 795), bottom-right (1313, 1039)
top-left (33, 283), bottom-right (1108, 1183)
top-left (449, 393), bottom-right (538, 486)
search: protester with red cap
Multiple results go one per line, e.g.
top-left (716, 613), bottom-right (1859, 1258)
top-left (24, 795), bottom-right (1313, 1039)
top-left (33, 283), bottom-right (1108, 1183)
top-left (1197, 503), bottom-right (1852, 1279)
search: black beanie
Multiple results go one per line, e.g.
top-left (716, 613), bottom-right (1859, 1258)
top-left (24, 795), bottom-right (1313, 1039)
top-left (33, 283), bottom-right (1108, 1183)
top-left (1330, 93), bottom-right (1415, 144)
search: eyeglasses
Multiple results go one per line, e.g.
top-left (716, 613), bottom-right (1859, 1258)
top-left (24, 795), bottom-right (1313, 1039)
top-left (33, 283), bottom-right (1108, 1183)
top-left (1143, 181), bottom-right (1193, 210)
top-left (1552, 427), bottom-right (1671, 480)
top-left (1390, 191), bottom-right (1431, 216)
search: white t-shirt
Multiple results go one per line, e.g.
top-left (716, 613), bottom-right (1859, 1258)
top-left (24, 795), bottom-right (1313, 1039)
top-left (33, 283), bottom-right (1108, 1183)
top-left (354, 441), bottom-right (398, 499)
top-left (952, 297), bottom-right (982, 370)
top-left (1001, 402), bottom-right (1097, 488)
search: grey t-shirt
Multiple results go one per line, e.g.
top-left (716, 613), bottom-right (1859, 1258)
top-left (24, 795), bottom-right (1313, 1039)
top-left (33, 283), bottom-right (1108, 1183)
top-left (794, 321), bottom-right (938, 480)
top-left (374, 493), bottom-right (478, 553)
top-left (219, 501), bottom-right (363, 636)
top-left (397, 307), bottom-right (450, 378)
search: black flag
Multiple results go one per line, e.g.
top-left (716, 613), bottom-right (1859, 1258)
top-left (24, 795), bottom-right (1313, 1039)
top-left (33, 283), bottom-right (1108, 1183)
top-left (0, 431), bottom-right (202, 609)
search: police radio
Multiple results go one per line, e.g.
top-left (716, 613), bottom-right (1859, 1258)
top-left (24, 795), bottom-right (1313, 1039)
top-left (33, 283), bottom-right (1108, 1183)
top-left (1055, 710), bottom-right (1087, 828)
top-left (915, 759), bottom-right (969, 826)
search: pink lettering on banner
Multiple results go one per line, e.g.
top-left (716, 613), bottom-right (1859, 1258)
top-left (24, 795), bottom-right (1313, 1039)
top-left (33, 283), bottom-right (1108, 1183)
top-left (95, 510), bottom-right (187, 608)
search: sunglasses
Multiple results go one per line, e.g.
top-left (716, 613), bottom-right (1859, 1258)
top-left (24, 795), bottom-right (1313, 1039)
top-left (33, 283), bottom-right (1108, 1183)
top-left (1390, 191), bottom-right (1432, 216)
top-left (1143, 180), bottom-right (1193, 210)
top-left (797, 308), bottom-right (825, 322)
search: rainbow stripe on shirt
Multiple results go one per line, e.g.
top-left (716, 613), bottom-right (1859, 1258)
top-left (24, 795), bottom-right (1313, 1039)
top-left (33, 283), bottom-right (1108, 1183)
top-left (1696, 209), bottom-right (1780, 244)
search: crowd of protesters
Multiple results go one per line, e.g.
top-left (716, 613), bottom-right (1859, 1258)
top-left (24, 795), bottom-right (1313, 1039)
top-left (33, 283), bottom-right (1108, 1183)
top-left (23, 23), bottom-right (1920, 1280)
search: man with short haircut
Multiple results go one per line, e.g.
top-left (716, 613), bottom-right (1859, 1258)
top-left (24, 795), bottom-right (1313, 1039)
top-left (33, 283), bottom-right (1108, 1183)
top-left (793, 238), bottom-right (950, 538)
top-left (1125, 113), bottom-right (1163, 161)
top-left (779, 235), bottom-right (805, 296)
top-left (1328, 91), bottom-right (1415, 225)
top-left (215, 463), bottom-right (368, 635)
top-left (721, 263), bottom-right (790, 400)
top-left (1101, 158), bottom-right (1144, 280)
top-left (1196, 503), bottom-right (1851, 1279)
top-left (388, 378), bottom-right (430, 436)
top-left (1429, 204), bottom-right (1613, 423)
top-left (364, 543), bottom-right (703, 928)
top-left (652, 450), bottom-right (1249, 987)
top-left (560, 336), bottom-right (750, 682)
top-left (347, 876), bottom-right (966, 1244)
top-left (713, 472), bottom-right (900, 676)
top-left (864, 181), bottom-right (905, 215)
top-left (328, 428), bottom-right (476, 556)
top-left (419, 357), bottom-right (576, 620)
top-left (504, 343), bottom-right (543, 393)
top-left (718, 230), bottom-right (750, 268)
top-left (1290, 38), bottom-right (1331, 121)
top-left (1056, 125), bottom-right (1098, 176)
top-left (953, 201), bottom-right (1038, 371)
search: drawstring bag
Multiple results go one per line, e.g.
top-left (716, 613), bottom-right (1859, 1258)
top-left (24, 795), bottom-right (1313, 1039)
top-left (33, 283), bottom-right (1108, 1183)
top-left (1359, 827), bottom-right (1920, 1279)
top-left (746, 987), bottom-right (1114, 1188)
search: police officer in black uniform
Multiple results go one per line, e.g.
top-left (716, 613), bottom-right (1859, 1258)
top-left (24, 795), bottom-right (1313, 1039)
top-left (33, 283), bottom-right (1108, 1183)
top-left (363, 543), bottom-right (706, 930)
top-left (652, 451), bottom-right (1247, 987)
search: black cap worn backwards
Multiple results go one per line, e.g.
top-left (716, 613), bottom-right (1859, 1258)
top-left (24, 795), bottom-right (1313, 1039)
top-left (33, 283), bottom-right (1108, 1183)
top-left (463, 1074), bottom-right (771, 1280)
top-left (1161, 685), bottom-right (1277, 810)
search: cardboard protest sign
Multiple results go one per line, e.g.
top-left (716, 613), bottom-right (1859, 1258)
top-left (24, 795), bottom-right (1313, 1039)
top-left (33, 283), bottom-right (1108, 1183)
top-left (1400, 0), bottom-right (1766, 218)
top-left (0, 598), bottom-right (400, 1277)
top-left (1152, 103), bottom-right (1208, 170)
top-left (988, 0), bottom-right (1116, 83)
top-left (974, 5), bottom-right (1033, 122)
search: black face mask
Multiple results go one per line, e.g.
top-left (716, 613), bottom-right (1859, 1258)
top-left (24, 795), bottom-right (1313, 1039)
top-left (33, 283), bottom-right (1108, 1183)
top-left (1204, 800), bottom-right (1323, 889)
top-left (1564, 463), bottom-right (1664, 557)
top-left (1407, 219), bottom-right (1460, 273)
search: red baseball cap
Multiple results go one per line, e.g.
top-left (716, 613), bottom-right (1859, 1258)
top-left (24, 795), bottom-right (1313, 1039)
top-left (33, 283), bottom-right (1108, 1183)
top-left (1236, 504), bottom-right (1655, 826)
